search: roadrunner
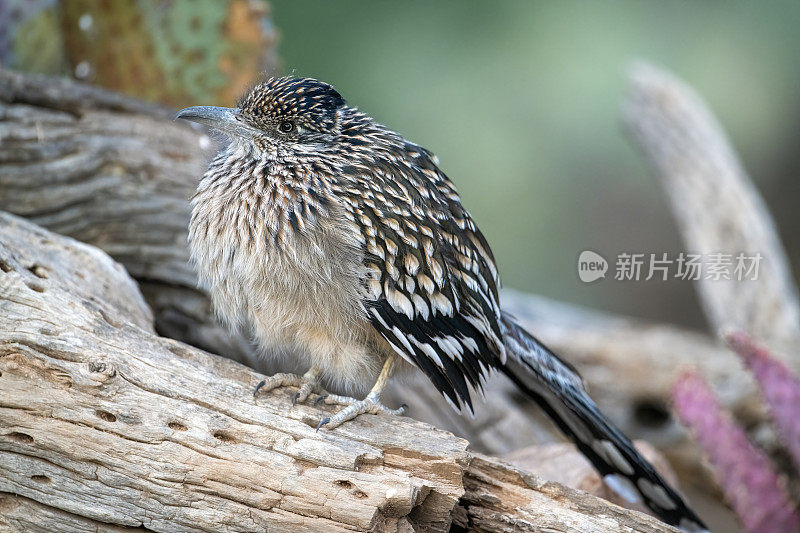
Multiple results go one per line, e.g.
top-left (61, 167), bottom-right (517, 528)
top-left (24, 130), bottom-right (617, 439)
top-left (178, 76), bottom-right (706, 531)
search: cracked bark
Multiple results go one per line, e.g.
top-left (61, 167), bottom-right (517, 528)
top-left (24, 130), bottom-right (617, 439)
top-left (0, 212), bottom-right (676, 532)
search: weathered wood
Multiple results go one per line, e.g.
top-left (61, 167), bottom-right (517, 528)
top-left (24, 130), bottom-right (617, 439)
top-left (11, 65), bottom-right (794, 529)
top-left (622, 62), bottom-right (800, 348)
top-left (501, 290), bottom-right (760, 444)
top-left (0, 211), bottom-right (675, 532)
top-left (455, 454), bottom-right (676, 533)
top-left (0, 67), bottom-right (256, 369)
top-left (503, 440), bottom-right (678, 517)
top-left (0, 212), bottom-right (466, 532)
top-left (0, 493), bottom-right (140, 533)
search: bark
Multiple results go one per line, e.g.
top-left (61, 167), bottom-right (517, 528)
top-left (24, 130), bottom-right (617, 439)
top-left (0, 211), bottom-right (675, 532)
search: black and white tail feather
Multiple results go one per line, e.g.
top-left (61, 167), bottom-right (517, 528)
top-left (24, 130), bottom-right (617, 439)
top-left (499, 312), bottom-right (708, 532)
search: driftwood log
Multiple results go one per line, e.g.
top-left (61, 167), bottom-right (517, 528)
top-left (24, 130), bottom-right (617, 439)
top-left (0, 68), bottom-right (253, 366)
top-left (0, 211), bottom-right (676, 532)
top-left (620, 65), bottom-right (800, 502)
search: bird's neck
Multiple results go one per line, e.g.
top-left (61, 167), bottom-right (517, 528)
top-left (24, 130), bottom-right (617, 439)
top-left (193, 141), bottom-right (335, 248)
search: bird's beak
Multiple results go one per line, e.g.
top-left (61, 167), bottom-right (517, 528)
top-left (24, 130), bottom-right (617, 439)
top-left (176, 106), bottom-right (255, 138)
top-left (176, 106), bottom-right (237, 128)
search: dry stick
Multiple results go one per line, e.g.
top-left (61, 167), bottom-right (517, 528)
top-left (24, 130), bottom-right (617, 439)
top-left (0, 212), bottom-right (677, 533)
top-left (622, 62), bottom-right (800, 348)
top-left (621, 62), bottom-right (800, 529)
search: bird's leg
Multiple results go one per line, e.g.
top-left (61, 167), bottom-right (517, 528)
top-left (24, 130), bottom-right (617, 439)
top-left (315, 355), bottom-right (406, 430)
top-left (254, 366), bottom-right (323, 405)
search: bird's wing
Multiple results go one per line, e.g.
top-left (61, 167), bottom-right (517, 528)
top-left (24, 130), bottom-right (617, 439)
top-left (335, 134), bottom-right (707, 530)
top-left (337, 142), bottom-right (504, 412)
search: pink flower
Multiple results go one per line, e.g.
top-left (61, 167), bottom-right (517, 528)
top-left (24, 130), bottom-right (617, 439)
top-left (727, 331), bottom-right (800, 474)
top-left (673, 371), bottom-right (798, 533)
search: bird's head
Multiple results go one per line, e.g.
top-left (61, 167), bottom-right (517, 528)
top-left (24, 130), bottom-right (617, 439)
top-left (176, 76), bottom-right (346, 155)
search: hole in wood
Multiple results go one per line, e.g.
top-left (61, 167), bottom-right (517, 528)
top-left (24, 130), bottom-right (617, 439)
top-left (213, 431), bottom-right (236, 443)
top-left (353, 490), bottom-right (368, 499)
top-left (0, 259), bottom-right (12, 273)
top-left (633, 399), bottom-right (671, 428)
top-left (24, 280), bottom-right (45, 293)
top-left (7, 432), bottom-right (34, 444)
top-left (27, 265), bottom-right (48, 278)
top-left (334, 480), bottom-right (353, 489)
top-left (95, 410), bottom-right (117, 423)
top-left (88, 361), bottom-right (107, 373)
top-left (301, 416), bottom-right (324, 429)
top-left (168, 421), bottom-right (188, 431)
top-left (31, 475), bottom-right (50, 483)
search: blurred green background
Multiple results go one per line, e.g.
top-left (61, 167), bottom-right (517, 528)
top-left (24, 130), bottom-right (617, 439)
top-left (5, 0), bottom-right (798, 331)
top-left (269, 0), bottom-right (800, 331)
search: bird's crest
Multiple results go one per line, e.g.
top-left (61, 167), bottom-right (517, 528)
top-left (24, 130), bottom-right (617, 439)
top-left (238, 76), bottom-right (345, 133)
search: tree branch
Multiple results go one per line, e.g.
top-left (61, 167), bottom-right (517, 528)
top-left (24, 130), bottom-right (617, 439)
top-left (622, 62), bottom-right (800, 348)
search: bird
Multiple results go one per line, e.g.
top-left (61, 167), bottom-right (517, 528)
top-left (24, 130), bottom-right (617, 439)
top-left (177, 76), bottom-right (707, 531)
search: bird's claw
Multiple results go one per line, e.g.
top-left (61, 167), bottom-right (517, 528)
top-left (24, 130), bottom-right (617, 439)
top-left (315, 417), bottom-right (330, 432)
top-left (254, 371), bottom-right (322, 405)
top-left (314, 394), bottom-right (329, 406)
top-left (315, 391), bottom-right (405, 431)
top-left (295, 378), bottom-right (320, 404)
top-left (254, 379), bottom-right (268, 397)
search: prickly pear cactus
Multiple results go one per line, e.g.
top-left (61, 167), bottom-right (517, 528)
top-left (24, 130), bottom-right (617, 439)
top-left (0, 0), bottom-right (278, 107)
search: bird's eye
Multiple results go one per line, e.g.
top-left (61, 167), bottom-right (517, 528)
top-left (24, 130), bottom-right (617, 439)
top-left (278, 120), bottom-right (295, 133)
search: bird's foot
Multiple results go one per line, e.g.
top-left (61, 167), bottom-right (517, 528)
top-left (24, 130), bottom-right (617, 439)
top-left (254, 367), bottom-right (322, 405)
top-left (314, 391), bottom-right (406, 430)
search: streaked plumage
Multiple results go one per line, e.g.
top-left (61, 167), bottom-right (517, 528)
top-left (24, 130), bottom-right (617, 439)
top-left (180, 76), bottom-right (707, 531)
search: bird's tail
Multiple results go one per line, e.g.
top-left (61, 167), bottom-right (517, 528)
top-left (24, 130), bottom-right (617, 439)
top-left (498, 312), bottom-right (707, 532)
